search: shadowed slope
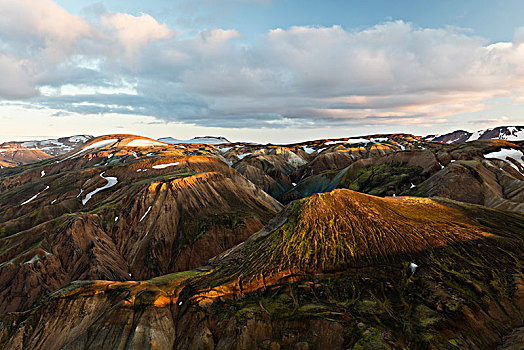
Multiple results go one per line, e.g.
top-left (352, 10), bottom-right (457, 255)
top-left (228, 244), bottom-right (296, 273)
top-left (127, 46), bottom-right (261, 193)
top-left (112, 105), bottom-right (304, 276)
top-left (2, 189), bottom-right (523, 349)
top-left (0, 134), bottom-right (282, 313)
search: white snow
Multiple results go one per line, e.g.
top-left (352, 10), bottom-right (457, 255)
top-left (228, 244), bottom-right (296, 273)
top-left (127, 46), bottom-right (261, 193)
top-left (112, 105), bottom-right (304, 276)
top-left (152, 162), bottom-right (180, 169)
top-left (217, 146), bottom-right (232, 153)
top-left (466, 129), bottom-right (484, 142)
top-left (178, 301), bottom-right (183, 306)
top-left (21, 185), bottom-right (49, 205)
top-left (303, 146), bottom-right (316, 154)
top-left (409, 262), bottom-right (418, 275)
top-left (62, 138), bottom-right (119, 161)
top-left (82, 139), bottom-right (118, 152)
top-left (24, 255), bottom-right (41, 264)
top-left (115, 216), bottom-right (119, 222)
top-left (76, 188), bottom-right (84, 198)
top-left (51, 199), bottom-right (57, 204)
top-left (107, 154), bottom-right (114, 159)
top-left (68, 135), bottom-right (89, 143)
top-left (484, 148), bottom-right (524, 173)
top-left (133, 152), bottom-right (138, 158)
top-left (292, 182), bottom-right (296, 186)
top-left (82, 172), bottom-right (118, 205)
top-left (139, 206), bottom-right (152, 222)
top-left (500, 127), bottom-right (524, 141)
top-left (126, 139), bottom-right (167, 147)
top-left (159, 136), bottom-right (229, 145)
top-left (325, 138), bottom-right (370, 146)
top-left (40, 170), bottom-right (45, 177)
top-left (392, 194), bottom-right (396, 197)
top-left (370, 137), bottom-right (388, 143)
top-left (398, 144), bottom-right (406, 151)
top-left (237, 153), bottom-right (252, 160)
top-left (410, 183), bottom-right (415, 189)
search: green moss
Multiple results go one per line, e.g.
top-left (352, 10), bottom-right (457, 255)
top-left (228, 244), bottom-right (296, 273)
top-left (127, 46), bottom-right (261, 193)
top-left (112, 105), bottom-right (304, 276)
top-left (352, 328), bottom-right (391, 350)
top-left (338, 162), bottom-right (423, 196)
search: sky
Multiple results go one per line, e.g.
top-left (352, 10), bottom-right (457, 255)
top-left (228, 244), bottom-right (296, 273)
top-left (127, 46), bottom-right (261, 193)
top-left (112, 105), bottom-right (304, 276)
top-left (1, 0), bottom-right (524, 143)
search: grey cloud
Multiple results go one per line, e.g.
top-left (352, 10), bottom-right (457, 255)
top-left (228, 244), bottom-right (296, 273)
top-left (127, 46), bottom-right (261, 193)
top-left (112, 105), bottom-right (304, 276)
top-left (1, 1), bottom-right (524, 128)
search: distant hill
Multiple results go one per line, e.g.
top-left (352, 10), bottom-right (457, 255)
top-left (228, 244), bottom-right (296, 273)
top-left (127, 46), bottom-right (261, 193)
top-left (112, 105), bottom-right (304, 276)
top-left (158, 136), bottom-right (230, 145)
top-left (423, 126), bottom-right (524, 143)
top-left (0, 142), bottom-right (52, 167)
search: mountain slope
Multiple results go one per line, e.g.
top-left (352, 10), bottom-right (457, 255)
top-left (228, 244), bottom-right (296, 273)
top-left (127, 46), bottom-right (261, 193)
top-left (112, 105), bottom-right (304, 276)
top-left (18, 135), bottom-right (93, 156)
top-left (2, 189), bottom-right (523, 349)
top-left (0, 143), bottom-right (52, 167)
top-left (0, 134), bottom-right (281, 313)
top-left (424, 126), bottom-right (524, 143)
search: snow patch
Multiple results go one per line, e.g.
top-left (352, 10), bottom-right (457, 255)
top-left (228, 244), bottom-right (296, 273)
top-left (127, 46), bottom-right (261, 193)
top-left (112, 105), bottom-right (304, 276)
top-left (82, 172), bottom-right (118, 205)
top-left (126, 139), bottom-right (167, 147)
top-left (152, 162), bottom-right (180, 169)
top-left (325, 138), bottom-right (370, 146)
top-left (237, 153), bottom-right (252, 160)
top-left (485, 148), bottom-right (524, 173)
top-left (40, 170), bottom-right (45, 177)
top-left (62, 138), bottom-right (119, 161)
top-left (409, 262), bottom-right (418, 275)
top-left (303, 146), bottom-right (316, 154)
top-left (139, 206), bottom-right (152, 222)
top-left (466, 129), bottom-right (484, 142)
top-left (21, 185), bottom-right (49, 205)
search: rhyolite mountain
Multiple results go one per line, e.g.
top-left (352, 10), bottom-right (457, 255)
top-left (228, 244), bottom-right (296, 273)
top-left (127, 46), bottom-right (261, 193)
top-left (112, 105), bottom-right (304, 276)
top-left (0, 131), bottom-right (523, 349)
top-left (16, 135), bottom-right (94, 156)
top-left (0, 143), bottom-right (52, 168)
top-left (423, 126), bottom-right (524, 143)
top-left (1, 190), bottom-right (523, 349)
top-left (0, 135), bottom-right (93, 167)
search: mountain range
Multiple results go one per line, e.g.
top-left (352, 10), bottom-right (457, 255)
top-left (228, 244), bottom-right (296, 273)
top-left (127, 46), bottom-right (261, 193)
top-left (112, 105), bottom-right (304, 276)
top-left (0, 128), bottom-right (523, 349)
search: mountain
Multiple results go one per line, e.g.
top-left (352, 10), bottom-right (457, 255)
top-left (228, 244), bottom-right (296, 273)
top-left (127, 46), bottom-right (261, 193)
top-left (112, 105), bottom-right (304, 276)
top-left (0, 143), bottom-right (52, 167)
top-left (1, 189), bottom-right (523, 349)
top-left (0, 131), bottom-right (523, 349)
top-left (13, 135), bottom-right (94, 156)
top-left (424, 126), bottom-right (524, 143)
top-left (0, 134), bottom-right (280, 314)
top-left (159, 136), bottom-right (230, 145)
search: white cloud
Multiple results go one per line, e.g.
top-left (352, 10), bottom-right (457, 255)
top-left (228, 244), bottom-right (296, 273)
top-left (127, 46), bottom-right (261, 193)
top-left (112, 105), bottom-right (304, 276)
top-left (100, 12), bottom-right (172, 64)
top-left (0, 0), bottom-right (93, 60)
top-left (0, 1), bottom-right (524, 129)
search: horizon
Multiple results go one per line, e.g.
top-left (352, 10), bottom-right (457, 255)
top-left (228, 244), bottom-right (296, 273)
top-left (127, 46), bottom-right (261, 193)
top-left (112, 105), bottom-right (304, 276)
top-left (2, 124), bottom-right (524, 145)
top-left (1, 0), bottom-right (524, 142)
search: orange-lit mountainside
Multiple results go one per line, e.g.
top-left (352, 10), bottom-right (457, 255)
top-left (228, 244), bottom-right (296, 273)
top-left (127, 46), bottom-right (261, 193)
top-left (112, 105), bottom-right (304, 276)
top-left (0, 132), bottom-right (523, 349)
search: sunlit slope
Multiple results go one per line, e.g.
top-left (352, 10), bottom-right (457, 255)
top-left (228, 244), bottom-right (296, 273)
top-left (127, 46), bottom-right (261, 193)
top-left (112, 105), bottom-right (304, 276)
top-left (184, 189), bottom-right (523, 297)
top-left (0, 134), bottom-right (282, 313)
top-left (5, 190), bottom-right (521, 349)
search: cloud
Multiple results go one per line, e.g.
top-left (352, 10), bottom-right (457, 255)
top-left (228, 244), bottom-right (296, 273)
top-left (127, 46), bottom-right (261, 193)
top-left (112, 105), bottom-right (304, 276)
top-left (0, 0), bottom-right (94, 60)
top-left (1, 0), bottom-right (524, 129)
top-left (100, 12), bottom-right (173, 64)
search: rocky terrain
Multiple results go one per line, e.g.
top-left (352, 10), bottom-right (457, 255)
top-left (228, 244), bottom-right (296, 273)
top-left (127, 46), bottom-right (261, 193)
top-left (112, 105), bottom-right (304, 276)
top-left (0, 143), bottom-right (52, 168)
top-left (0, 130), bottom-right (523, 349)
top-left (424, 126), bottom-right (524, 143)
